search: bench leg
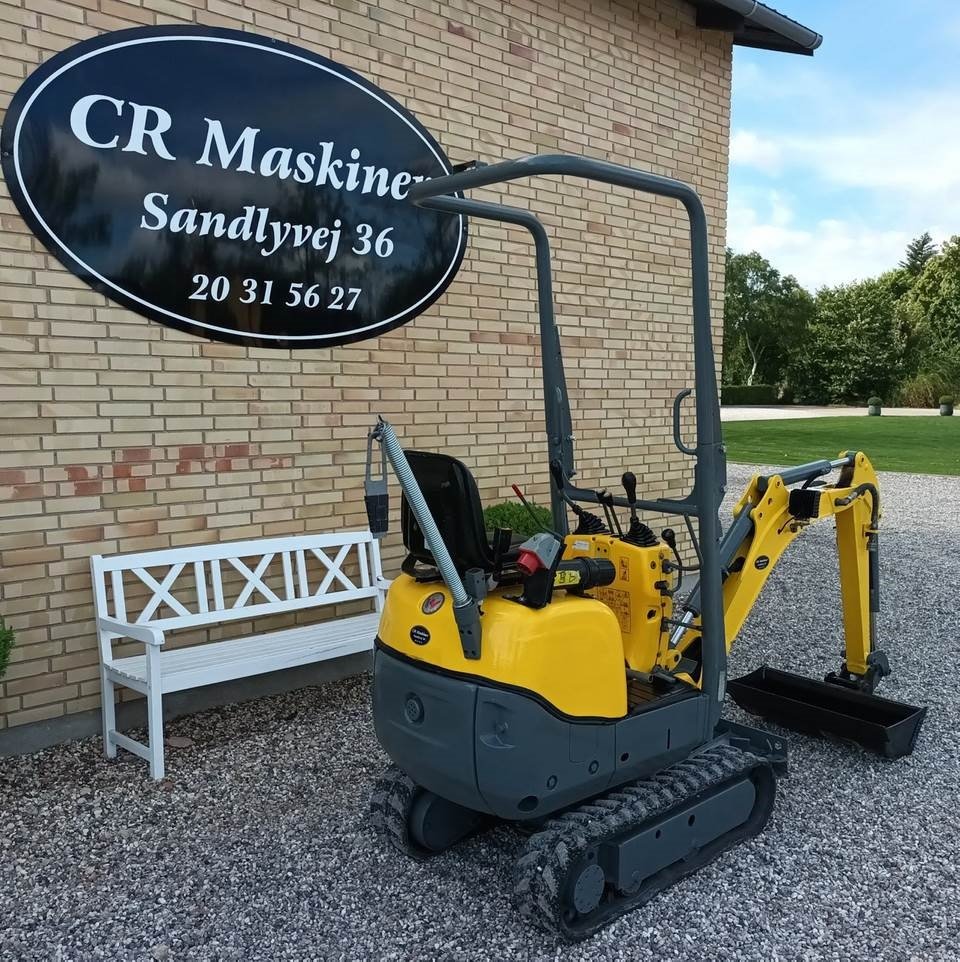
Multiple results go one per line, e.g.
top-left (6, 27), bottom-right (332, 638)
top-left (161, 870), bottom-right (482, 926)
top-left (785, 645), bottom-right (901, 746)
top-left (100, 667), bottom-right (117, 760)
top-left (147, 688), bottom-right (165, 780)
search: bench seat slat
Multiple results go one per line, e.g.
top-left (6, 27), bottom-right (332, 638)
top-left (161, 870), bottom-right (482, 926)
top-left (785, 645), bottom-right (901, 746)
top-left (109, 611), bottom-right (380, 694)
top-left (93, 531), bottom-right (374, 573)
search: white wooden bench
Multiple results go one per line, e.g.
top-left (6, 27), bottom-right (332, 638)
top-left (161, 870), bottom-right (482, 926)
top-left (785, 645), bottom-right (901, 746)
top-left (91, 531), bottom-right (387, 779)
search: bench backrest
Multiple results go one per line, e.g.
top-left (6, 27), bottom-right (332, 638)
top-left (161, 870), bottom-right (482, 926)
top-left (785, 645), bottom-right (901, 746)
top-left (90, 531), bottom-right (385, 632)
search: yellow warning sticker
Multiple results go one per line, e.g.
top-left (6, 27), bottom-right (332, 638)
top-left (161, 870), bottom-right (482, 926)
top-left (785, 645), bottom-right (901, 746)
top-left (619, 557), bottom-right (630, 582)
top-left (596, 587), bottom-right (632, 633)
top-left (554, 569), bottom-right (581, 586)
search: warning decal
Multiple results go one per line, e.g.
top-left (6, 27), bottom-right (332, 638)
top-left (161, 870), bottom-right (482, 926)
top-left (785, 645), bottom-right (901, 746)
top-left (596, 587), bottom-right (632, 634)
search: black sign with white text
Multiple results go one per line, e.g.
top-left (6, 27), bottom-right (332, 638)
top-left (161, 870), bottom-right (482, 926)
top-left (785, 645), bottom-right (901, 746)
top-left (0, 27), bottom-right (466, 348)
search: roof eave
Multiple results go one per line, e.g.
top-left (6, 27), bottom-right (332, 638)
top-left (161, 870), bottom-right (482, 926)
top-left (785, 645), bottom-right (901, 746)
top-left (693, 0), bottom-right (823, 56)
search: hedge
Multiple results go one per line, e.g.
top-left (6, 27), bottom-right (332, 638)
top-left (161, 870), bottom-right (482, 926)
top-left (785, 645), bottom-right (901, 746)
top-left (721, 384), bottom-right (779, 405)
top-left (0, 618), bottom-right (13, 681)
top-left (483, 501), bottom-right (553, 538)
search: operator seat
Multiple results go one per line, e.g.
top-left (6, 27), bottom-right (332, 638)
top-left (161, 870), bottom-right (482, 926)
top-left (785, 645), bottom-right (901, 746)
top-left (400, 449), bottom-right (518, 577)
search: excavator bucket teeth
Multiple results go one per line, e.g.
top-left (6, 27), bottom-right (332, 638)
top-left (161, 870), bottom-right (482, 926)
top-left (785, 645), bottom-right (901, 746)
top-left (728, 666), bottom-right (926, 760)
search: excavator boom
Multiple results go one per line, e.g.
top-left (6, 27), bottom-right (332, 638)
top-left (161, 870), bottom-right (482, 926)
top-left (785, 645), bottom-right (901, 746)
top-left (671, 451), bottom-right (925, 758)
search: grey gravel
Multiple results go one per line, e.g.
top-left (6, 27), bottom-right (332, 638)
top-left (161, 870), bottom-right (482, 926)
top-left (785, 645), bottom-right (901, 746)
top-left (2, 464), bottom-right (957, 961)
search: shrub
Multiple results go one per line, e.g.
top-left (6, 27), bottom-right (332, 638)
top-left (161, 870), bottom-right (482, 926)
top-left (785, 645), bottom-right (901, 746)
top-left (868, 396), bottom-right (882, 406)
top-left (483, 500), bottom-right (553, 538)
top-left (940, 395), bottom-right (955, 406)
top-left (0, 618), bottom-right (13, 681)
top-left (898, 372), bottom-right (960, 407)
top-left (720, 384), bottom-right (778, 405)
top-left (786, 275), bottom-right (909, 405)
top-left (896, 349), bottom-right (960, 407)
top-left (897, 373), bottom-right (943, 408)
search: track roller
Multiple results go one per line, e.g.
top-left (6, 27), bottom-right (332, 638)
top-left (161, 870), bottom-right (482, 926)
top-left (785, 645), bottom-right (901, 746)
top-left (514, 744), bottom-right (775, 941)
top-left (370, 764), bottom-right (486, 859)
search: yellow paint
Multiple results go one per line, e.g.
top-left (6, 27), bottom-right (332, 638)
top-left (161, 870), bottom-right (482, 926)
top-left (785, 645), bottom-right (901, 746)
top-left (834, 454), bottom-right (879, 676)
top-left (563, 534), bottom-right (673, 672)
top-left (380, 451), bottom-right (882, 717)
top-left (377, 574), bottom-right (628, 718)
top-left (678, 451), bottom-right (880, 684)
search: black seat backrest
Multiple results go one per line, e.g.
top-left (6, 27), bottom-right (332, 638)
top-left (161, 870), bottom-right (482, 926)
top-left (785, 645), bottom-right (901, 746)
top-left (401, 450), bottom-right (495, 573)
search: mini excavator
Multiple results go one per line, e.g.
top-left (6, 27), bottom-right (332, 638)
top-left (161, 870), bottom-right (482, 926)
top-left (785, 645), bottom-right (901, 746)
top-left (362, 156), bottom-right (926, 941)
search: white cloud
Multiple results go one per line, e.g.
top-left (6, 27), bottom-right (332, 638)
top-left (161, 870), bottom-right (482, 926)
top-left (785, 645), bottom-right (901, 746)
top-left (734, 96), bottom-right (960, 199)
top-left (735, 85), bottom-right (960, 205)
top-left (729, 86), bottom-right (960, 285)
top-left (730, 131), bottom-right (782, 175)
top-left (728, 193), bottom-right (915, 289)
top-left (731, 58), bottom-right (837, 108)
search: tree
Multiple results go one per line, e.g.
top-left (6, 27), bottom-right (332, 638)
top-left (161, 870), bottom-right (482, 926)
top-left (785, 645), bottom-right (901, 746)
top-left (896, 237), bottom-right (960, 402)
top-left (723, 250), bottom-right (815, 387)
top-left (902, 235), bottom-right (960, 346)
top-left (788, 273), bottom-right (907, 403)
top-left (900, 232), bottom-right (938, 277)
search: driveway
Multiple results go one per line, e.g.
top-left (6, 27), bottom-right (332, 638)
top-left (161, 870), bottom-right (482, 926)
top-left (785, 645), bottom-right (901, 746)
top-left (722, 404), bottom-right (939, 421)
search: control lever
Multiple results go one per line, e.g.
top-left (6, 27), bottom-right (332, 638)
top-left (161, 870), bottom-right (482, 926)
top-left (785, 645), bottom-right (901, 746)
top-left (550, 459), bottom-right (608, 534)
top-left (512, 483), bottom-right (552, 534)
top-left (598, 490), bottom-right (624, 539)
top-left (661, 527), bottom-right (685, 591)
top-left (620, 471), bottom-right (657, 547)
top-left (621, 471), bottom-right (639, 517)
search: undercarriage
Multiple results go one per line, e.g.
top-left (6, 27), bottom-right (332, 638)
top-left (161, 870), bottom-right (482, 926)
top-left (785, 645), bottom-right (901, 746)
top-left (371, 743), bottom-right (775, 942)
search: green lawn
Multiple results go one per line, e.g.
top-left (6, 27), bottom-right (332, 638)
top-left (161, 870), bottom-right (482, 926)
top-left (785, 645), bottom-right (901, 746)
top-left (723, 416), bottom-right (960, 476)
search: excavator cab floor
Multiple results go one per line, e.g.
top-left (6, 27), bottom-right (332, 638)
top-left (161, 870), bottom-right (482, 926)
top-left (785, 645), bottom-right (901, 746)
top-left (728, 666), bottom-right (926, 760)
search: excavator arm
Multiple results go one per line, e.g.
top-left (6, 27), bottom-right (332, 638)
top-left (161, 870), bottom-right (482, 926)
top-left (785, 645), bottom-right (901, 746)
top-left (717, 450), bottom-right (880, 683)
top-left (671, 450), bottom-right (925, 759)
top-left (671, 451), bottom-right (881, 686)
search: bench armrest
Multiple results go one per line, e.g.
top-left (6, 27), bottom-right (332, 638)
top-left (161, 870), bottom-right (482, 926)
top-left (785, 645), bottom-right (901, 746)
top-left (98, 616), bottom-right (165, 648)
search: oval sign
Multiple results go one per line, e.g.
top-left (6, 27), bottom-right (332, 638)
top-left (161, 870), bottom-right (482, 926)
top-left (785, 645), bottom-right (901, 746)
top-left (0, 26), bottom-right (466, 348)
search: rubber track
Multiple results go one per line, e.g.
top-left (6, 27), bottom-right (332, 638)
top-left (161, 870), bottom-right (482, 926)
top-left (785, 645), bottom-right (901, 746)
top-left (369, 764), bottom-right (432, 861)
top-left (514, 744), bottom-right (773, 941)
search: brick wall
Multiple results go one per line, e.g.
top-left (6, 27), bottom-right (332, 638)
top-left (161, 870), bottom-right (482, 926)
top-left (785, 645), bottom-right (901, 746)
top-left (0, 0), bottom-right (732, 732)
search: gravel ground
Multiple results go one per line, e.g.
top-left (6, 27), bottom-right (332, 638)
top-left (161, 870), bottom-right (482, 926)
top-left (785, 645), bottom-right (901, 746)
top-left (2, 464), bottom-right (957, 962)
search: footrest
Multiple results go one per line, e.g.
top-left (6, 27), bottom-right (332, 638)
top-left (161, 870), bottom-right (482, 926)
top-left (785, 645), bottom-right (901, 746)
top-left (728, 666), bottom-right (926, 759)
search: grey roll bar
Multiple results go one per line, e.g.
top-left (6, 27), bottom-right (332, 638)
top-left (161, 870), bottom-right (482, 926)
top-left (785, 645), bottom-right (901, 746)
top-left (413, 192), bottom-right (573, 533)
top-left (409, 153), bottom-right (728, 724)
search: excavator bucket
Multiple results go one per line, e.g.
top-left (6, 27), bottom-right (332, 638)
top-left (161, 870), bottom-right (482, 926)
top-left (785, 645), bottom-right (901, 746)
top-left (728, 667), bottom-right (926, 760)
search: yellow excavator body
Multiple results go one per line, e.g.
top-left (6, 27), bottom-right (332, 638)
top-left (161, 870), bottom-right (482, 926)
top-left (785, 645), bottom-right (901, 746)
top-left (378, 452), bottom-right (896, 720)
top-left (378, 575), bottom-right (628, 718)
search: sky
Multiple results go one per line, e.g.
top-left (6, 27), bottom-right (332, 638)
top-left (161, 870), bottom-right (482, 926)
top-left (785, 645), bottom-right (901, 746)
top-left (728, 0), bottom-right (958, 291)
